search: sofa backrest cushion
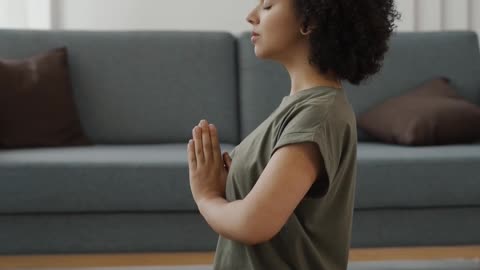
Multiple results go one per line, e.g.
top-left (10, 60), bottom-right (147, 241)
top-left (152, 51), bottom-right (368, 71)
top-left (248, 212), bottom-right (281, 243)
top-left (237, 31), bottom-right (480, 142)
top-left (0, 30), bottom-right (240, 144)
top-left (343, 31), bottom-right (480, 140)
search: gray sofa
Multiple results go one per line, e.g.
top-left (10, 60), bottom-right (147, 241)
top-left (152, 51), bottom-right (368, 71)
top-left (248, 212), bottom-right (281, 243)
top-left (0, 29), bottom-right (479, 255)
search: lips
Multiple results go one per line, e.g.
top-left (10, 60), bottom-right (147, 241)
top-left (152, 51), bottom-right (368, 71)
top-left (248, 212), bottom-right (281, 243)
top-left (251, 31), bottom-right (260, 43)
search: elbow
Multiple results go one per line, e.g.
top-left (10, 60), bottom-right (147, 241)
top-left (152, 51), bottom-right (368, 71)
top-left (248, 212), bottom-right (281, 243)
top-left (225, 198), bottom-right (283, 245)
top-left (219, 220), bottom-right (275, 246)
top-left (241, 223), bottom-right (280, 246)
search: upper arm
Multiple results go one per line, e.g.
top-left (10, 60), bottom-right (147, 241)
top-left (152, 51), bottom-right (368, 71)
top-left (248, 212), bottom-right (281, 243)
top-left (242, 140), bottom-right (327, 245)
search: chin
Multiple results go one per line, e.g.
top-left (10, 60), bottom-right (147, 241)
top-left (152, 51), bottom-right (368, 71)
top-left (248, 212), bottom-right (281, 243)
top-left (254, 46), bottom-right (273, 60)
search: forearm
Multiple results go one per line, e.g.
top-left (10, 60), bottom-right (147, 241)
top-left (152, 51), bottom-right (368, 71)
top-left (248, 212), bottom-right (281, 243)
top-left (197, 196), bottom-right (253, 244)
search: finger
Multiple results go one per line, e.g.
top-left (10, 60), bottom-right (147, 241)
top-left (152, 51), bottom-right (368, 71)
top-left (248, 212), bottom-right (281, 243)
top-left (200, 120), bottom-right (212, 163)
top-left (188, 139), bottom-right (196, 170)
top-left (226, 153), bottom-right (232, 167)
top-left (223, 152), bottom-right (231, 168)
top-left (209, 124), bottom-right (221, 165)
top-left (193, 126), bottom-right (204, 164)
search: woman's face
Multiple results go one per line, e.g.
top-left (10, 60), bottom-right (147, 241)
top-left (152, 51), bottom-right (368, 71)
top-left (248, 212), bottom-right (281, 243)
top-left (246, 0), bottom-right (305, 61)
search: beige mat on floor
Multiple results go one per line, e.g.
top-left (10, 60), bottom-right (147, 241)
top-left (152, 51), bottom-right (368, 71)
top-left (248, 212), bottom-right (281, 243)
top-left (2, 259), bottom-right (480, 270)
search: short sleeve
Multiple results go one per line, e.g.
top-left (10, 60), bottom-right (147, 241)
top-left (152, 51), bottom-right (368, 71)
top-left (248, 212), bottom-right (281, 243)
top-left (270, 105), bottom-right (339, 198)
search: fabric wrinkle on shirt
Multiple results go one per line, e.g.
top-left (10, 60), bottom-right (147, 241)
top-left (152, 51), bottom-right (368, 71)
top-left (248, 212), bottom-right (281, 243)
top-left (213, 85), bottom-right (358, 270)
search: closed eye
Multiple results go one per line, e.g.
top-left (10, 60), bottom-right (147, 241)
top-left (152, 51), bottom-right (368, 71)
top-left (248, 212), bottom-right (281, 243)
top-left (263, 5), bottom-right (272, 10)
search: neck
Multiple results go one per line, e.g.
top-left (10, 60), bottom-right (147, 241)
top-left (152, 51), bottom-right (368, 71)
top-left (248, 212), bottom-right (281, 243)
top-left (280, 42), bottom-right (342, 96)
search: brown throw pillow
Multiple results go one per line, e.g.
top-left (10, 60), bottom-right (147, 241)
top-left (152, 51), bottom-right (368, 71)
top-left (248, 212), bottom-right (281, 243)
top-left (358, 77), bottom-right (480, 146)
top-left (0, 47), bottom-right (92, 149)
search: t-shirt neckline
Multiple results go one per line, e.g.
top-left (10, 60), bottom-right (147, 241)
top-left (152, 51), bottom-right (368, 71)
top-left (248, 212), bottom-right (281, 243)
top-left (282, 85), bottom-right (341, 103)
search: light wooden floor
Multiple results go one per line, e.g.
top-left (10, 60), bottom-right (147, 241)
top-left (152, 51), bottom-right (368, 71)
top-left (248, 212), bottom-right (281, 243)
top-left (0, 245), bottom-right (479, 268)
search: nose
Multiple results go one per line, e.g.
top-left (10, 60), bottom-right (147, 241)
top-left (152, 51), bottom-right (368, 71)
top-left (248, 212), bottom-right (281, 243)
top-left (246, 9), bottom-right (259, 25)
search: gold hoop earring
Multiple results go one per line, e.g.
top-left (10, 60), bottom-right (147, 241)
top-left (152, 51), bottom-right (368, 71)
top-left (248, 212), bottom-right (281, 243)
top-left (300, 26), bottom-right (311, 36)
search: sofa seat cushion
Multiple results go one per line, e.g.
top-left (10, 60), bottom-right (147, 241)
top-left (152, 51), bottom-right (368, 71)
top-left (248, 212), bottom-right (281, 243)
top-left (1, 142), bottom-right (479, 214)
top-left (355, 142), bottom-right (480, 209)
top-left (0, 144), bottom-right (235, 214)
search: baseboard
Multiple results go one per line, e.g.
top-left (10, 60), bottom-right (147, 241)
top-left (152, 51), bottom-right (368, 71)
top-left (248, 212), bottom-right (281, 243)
top-left (0, 245), bottom-right (479, 268)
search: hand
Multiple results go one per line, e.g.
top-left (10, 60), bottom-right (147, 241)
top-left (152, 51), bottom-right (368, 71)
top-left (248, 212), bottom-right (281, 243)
top-left (188, 119), bottom-right (230, 204)
top-left (223, 152), bottom-right (232, 172)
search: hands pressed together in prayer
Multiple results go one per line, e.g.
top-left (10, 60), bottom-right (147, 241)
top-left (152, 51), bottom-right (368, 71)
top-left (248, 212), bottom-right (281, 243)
top-left (188, 119), bottom-right (233, 205)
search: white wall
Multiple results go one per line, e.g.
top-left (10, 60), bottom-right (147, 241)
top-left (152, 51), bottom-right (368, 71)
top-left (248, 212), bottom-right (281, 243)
top-left (54, 0), bottom-right (255, 34)
top-left (0, 0), bottom-right (51, 29)
top-left (2, 0), bottom-right (480, 35)
top-left (396, 0), bottom-right (480, 31)
top-left (0, 0), bottom-right (28, 28)
top-left (54, 0), bottom-right (480, 35)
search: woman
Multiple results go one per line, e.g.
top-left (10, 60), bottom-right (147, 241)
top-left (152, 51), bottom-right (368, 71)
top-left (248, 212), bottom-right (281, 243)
top-left (187, 0), bottom-right (400, 269)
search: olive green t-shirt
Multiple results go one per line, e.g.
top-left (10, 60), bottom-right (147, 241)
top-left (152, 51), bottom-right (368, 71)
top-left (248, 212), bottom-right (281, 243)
top-left (213, 86), bottom-right (358, 270)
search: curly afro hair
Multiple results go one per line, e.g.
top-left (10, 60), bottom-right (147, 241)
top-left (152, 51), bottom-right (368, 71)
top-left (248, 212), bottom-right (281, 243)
top-left (294, 0), bottom-right (401, 85)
